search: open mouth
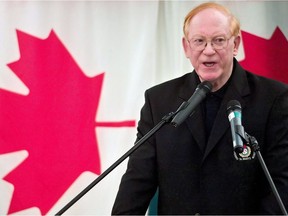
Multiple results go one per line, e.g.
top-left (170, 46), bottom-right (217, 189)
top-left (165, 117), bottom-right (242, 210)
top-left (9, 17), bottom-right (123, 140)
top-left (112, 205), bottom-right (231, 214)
top-left (203, 62), bottom-right (216, 67)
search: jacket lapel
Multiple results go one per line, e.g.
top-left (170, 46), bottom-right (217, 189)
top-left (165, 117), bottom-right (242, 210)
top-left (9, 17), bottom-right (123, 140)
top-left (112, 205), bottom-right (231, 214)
top-left (203, 60), bottom-right (251, 161)
top-left (203, 84), bottom-right (245, 160)
top-left (186, 104), bottom-right (207, 153)
top-left (178, 72), bottom-right (207, 153)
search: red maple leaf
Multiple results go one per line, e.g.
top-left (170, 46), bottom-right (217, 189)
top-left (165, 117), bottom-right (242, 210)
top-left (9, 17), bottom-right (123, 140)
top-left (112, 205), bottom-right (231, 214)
top-left (239, 27), bottom-right (288, 83)
top-left (0, 30), bottom-right (135, 214)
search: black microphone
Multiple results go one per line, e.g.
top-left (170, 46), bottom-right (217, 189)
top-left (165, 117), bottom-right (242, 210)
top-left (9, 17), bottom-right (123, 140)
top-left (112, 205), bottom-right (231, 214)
top-left (171, 81), bottom-right (212, 127)
top-left (227, 100), bottom-right (245, 153)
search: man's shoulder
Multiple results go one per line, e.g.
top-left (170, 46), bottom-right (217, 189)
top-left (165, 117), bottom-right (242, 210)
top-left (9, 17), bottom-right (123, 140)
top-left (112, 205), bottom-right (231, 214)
top-left (246, 71), bottom-right (288, 93)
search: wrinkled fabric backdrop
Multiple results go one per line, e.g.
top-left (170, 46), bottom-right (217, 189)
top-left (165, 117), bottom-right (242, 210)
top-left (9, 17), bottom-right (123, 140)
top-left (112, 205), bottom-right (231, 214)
top-left (0, 1), bottom-right (287, 215)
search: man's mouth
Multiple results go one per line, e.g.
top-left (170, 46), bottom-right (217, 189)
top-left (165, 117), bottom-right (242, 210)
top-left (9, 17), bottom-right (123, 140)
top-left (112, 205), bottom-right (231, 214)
top-left (203, 62), bottom-right (216, 67)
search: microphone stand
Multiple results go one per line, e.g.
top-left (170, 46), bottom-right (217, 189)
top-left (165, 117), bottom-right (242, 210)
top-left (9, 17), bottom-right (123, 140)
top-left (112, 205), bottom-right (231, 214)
top-left (241, 132), bottom-right (288, 215)
top-left (55, 80), bottom-right (211, 215)
top-left (55, 111), bottom-right (177, 215)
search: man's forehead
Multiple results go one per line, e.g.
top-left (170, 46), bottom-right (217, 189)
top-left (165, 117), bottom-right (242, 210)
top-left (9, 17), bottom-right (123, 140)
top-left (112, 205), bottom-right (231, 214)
top-left (188, 8), bottom-right (230, 35)
top-left (191, 8), bottom-right (230, 24)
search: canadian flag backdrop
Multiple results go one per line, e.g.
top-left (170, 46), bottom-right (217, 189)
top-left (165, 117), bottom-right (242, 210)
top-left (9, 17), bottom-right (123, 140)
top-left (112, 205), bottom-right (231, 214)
top-left (0, 1), bottom-right (287, 215)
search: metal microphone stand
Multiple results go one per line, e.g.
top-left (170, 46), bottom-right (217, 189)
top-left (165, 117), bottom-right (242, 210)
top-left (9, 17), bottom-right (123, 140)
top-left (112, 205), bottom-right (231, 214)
top-left (55, 111), bottom-right (176, 215)
top-left (239, 132), bottom-right (288, 215)
top-left (54, 81), bottom-right (211, 215)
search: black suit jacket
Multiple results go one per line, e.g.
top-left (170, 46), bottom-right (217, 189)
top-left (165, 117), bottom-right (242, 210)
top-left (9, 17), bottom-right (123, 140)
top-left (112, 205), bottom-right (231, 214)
top-left (112, 59), bottom-right (288, 215)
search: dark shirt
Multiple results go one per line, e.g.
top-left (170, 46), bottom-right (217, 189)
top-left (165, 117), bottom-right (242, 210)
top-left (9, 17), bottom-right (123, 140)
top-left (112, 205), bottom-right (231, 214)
top-left (204, 82), bottom-right (228, 138)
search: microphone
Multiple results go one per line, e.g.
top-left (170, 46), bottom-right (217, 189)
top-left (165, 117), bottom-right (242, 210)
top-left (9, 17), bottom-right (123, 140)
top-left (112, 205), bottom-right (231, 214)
top-left (227, 100), bottom-right (245, 153)
top-left (171, 81), bottom-right (212, 127)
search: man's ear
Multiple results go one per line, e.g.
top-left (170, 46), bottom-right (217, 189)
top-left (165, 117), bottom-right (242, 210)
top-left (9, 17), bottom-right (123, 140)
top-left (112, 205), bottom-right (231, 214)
top-left (182, 37), bottom-right (190, 58)
top-left (233, 35), bottom-right (241, 56)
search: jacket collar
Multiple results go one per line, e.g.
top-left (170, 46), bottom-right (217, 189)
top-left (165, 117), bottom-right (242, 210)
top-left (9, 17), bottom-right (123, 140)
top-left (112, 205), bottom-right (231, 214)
top-left (179, 58), bottom-right (251, 160)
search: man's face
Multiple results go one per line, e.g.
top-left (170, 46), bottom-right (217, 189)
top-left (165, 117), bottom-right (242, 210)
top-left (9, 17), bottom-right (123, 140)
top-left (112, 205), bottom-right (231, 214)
top-left (183, 8), bottom-right (240, 91)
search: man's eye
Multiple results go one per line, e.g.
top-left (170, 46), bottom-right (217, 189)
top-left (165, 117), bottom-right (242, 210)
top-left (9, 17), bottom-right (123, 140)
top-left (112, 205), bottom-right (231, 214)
top-left (193, 39), bottom-right (204, 45)
top-left (214, 38), bottom-right (225, 44)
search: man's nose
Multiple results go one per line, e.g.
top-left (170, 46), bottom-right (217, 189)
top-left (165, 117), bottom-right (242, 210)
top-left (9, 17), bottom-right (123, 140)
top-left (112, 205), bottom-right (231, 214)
top-left (202, 42), bottom-right (216, 55)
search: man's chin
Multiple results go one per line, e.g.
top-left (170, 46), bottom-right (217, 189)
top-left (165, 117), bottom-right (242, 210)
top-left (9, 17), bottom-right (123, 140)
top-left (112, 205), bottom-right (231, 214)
top-left (198, 74), bottom-right (219, 83)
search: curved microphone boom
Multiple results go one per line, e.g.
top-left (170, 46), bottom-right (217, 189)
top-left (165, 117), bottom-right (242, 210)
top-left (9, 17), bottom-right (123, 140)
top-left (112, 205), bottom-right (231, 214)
top-left (171, 81), bottom-right (212, 127)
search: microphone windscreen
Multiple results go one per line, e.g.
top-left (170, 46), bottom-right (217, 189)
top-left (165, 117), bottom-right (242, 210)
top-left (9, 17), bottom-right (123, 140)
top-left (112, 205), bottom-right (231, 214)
top-left (227, 100), bottom-right (241, 112)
